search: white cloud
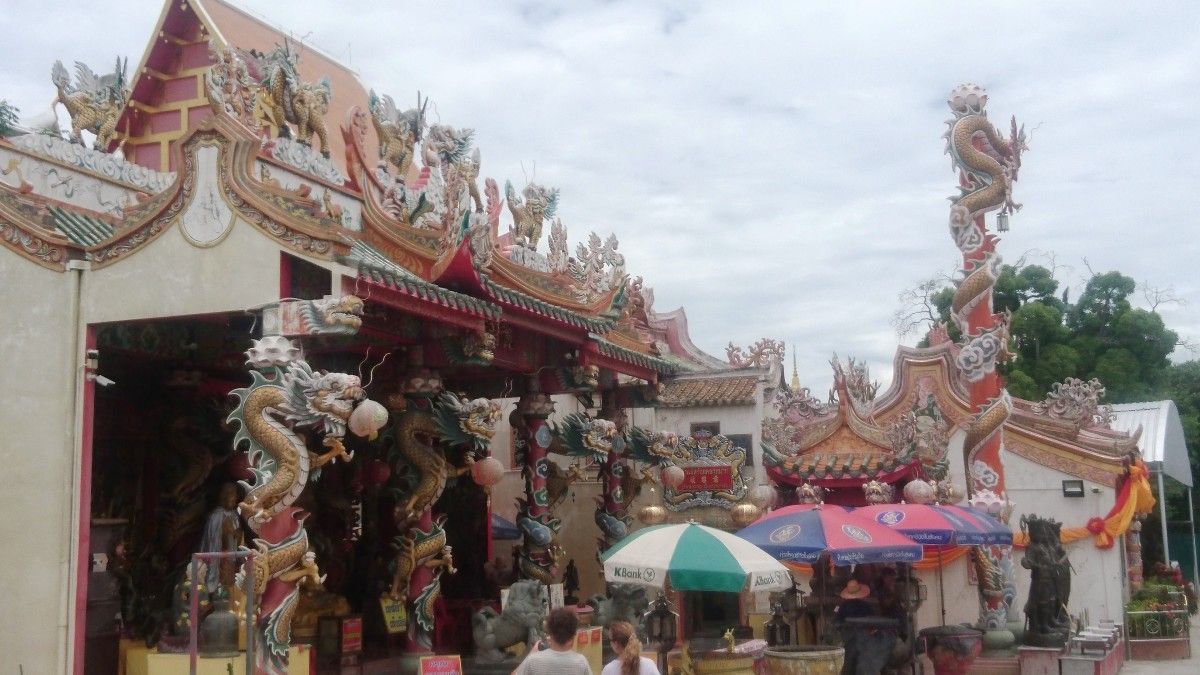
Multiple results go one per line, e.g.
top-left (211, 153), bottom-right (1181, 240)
top-left (2, 0), bottom-right (1196, 394)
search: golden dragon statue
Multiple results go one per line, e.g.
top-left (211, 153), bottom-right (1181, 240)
top-left (253, 44), bottom-right (332, 157)
top-left (227, 340), bottom-right (380, 675)
top-left (386, 391), bottom-right (500, 649)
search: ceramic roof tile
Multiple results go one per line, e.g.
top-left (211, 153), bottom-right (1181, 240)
top-left (657, 374), bottom-right (759, 408)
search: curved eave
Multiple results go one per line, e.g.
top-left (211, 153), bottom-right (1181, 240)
top-left (353, 262), bottom-right (500, 322)
top-left (480, 276), bottom-right (616, 334)
top-left (765, 452), bottom-right (919, 487)
top-left (590, 338), bottom-right (677, 377)
top-left (486, 250), bottom-right (625, 317)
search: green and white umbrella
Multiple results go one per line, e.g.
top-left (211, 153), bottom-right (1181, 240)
top-left (602, 522), bottom-right (792, 593)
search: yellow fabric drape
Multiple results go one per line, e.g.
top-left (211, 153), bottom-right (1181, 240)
top-left (1012, 460), bottom-right (1156, 550)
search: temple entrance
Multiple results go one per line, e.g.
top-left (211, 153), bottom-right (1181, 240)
top-left (81, 313), bottom-right (453, 672)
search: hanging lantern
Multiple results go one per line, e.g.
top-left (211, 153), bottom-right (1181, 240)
top-left (471, 456), bottom-right (505, 488)
top-left (226, 453), bottom-right (253, 482)
top-left (749, 484), bottom-right (777, 510)
top-left (348, 399), bottom-right (388, 439)
top-left (996, 211), bottom-right (1010, 232)
top-left (902, 479), bottom-right (937, 505)
top-left (364, 459), bottom-right (391, 487)
top-left (638, 504), bottom-right (668, 525)
top-left (661, 465), bottom-right (685, 490)
top-left (731, 503), bottom-right (761, 527)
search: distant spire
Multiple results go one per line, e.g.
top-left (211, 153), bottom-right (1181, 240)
top-left (790, 348), bottom-right (801, 391)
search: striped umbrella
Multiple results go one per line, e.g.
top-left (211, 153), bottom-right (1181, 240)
top-left (736, 503), bottom-right (924, 565)
top-left (854, 503), bottom-right (1013, 545)
top-left (602, 522), bottom-right (793, 593)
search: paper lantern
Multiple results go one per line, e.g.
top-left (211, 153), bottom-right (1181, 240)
top-left (661, 465), bottom-right (685, 490)
top-left (348, 399), bottom-right (388, 439)
top-left (903, 479), bottom-right (937, 505)
top-left (471, 456), bottom-right (505, 488)
top-left (638, 504), bottom-right (668, 526)
top-left (731, 503), bottom-right (761, 527)
top-left (749, 484), bottom-right (777, 510)
top-left (364, 459), bottom-right (391, 487)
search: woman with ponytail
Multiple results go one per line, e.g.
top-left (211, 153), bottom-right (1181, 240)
top-left (603, 620), bottom-right (660, 675)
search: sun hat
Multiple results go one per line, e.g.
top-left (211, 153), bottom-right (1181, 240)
top-left (839, 580), bottom-right (871, 600)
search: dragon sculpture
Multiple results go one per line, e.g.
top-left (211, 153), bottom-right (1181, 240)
top-left (253, 45), bottom-right (332, 157)
top-left (385, 515), bottom-right (455, 650)
top-left (368, 91), bottom-right (426, 177)
top-left (425, 124), bottom-right (483, 215)
top-left (51, 58), bottom-right (128, 151)
top-left (387, 390), bottom-right (499, 650)
top-left (945, 83), bottom-right (1026, 640)
top-left (505, 180), bottom-right (559, 249)
top-left (226, 338), bottom-right (376, 675)
top-left (295, 295), bottom-right (364, 335)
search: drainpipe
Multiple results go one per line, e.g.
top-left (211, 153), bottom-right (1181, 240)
top-left (1187, 487), bottom-right (1199, 591)
top-left (61, 259), bottom-right (88, 675)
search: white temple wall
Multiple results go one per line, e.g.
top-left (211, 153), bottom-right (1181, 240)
top-left (648, 399), bottom-right (767, 485)
top-left (1004, 450), bottom-right (1125, 624)
top-left (80, 217), bottom-right (283, 325)
top-left (0, 252), bottom-right (79, 673)
top-left (937, 428), bottom-right (1125, 628)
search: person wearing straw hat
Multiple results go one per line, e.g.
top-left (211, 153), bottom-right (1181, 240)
top-left (834, 580), bottom-right (875, 675)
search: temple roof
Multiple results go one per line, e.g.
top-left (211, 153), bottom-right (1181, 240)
top-left (657, 372), bottom-right (760, 408)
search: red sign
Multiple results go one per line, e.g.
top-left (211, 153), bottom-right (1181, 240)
top-left (578, 629), bottom-right (590, 646)
top-left (341, 616), bottom-right (363, 654)
top-left (419, 655), bottom-right (463, 674)
top-left (591, 628), bottom-right (601, 643)
top-left (677, 466), bottom-right (734, 491)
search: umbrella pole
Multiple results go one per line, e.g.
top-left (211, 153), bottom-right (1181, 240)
top-left (937, 546), bottom-right (946, 625)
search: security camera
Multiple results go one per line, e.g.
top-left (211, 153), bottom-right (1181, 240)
top-left (87, 373), bottom-right (116, 387)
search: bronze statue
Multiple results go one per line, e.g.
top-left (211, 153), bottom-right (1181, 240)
top-left (1020, 515), bottom-right (1072, 647)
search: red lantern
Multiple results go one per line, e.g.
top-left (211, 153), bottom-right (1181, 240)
top-left (364, 459), bottom-right (391, 487)
top-left (227, 453), bottom-right (253, 482)
top-left (471, 456), bottom-right (505, 488)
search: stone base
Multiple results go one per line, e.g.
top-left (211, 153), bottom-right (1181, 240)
top-left (1059, 648), bottom-right (1121, 675)
top-left (967, 654), bottom-right (1019, 675)
top-left (1017, 646), bottom-right (1061, 675)
top-left (1128, 638), bottom-right (1191, 661)
top-left (981, 628), bottom-right (1017, 658)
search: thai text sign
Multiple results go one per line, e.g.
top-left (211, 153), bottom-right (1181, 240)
top-left (678, 465), bottom-right (734, 491)
top-left (419, 655), bottom-right (463, 674)
top-left (380, 598), bottom-right (407, 634)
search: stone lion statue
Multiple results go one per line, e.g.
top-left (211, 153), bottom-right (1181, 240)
top-left (472, 579), bottom-right (547, 662)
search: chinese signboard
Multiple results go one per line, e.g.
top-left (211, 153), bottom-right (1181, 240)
top-left (677, 465), bottom-right (734, 491)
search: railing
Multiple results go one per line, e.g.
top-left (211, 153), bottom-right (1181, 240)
top-left (1124, 592), bottom-right (1191, 659)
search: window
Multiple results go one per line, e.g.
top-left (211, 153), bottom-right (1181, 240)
top-left (690, 421), bottom-right (720, 439)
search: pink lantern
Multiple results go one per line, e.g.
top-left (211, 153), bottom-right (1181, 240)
top-left (661, 465), bottom-right (685, 490)
top-left (349, 399), bottom-right (388, 439)
top-left (471, 456), bottom-right (505, 488)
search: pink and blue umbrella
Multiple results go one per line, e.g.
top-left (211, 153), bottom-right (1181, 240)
top-left (854, 503), bottom-right (1012, 546)
top-left (736, 503), bottom-right (923, 565)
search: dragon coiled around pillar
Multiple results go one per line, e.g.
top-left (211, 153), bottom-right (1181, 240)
top-left (945, 83), bottom-right (1026, 246)
top-left (226, 342), bottom-right (373, 675)
top-left (228, 360), bottom-right (363, 528)
top-left (386, 516), bottom-right (455, 651)
top-left (387, 392), bottom-right (499, 647)
top-left (963, 391), bottom-right (1012, 486)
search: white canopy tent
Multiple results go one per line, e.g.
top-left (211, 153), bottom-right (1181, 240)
top-left (1110, 401), bottom-right (1197, 588)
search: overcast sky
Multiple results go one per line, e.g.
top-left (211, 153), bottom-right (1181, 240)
top-left (2, 0), bottom-right (1196, 395)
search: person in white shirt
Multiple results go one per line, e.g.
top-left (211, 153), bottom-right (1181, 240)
top-left (601, 620), bottom-right (660, 675)
top-left (512, 607), bottom-right (594, 675)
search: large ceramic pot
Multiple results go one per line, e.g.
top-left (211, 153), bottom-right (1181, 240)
top-left (918, 626), bottom-right (983, 675)
top-left (762, 646), bottom-right (845, 675)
